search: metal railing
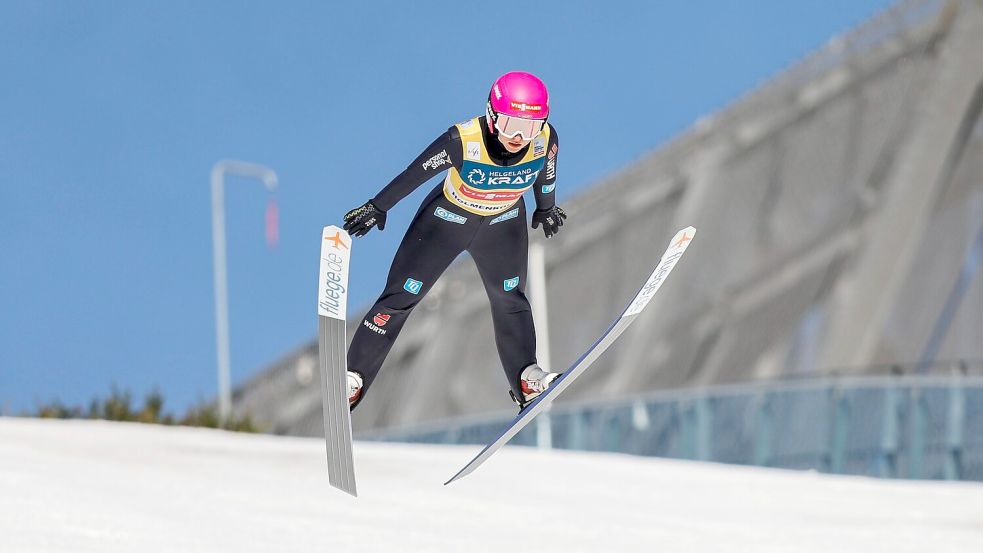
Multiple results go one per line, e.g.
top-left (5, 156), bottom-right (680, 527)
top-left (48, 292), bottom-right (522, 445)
top-left (360, 362), bottom-right (983, 481)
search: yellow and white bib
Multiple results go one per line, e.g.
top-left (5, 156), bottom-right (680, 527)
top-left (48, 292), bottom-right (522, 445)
top-left (443, 117), bottom-right (550, 215)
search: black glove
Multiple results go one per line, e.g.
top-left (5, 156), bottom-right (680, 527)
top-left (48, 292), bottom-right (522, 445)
top-left (343, 200), bottom-right (387, 237)
top-left (531, 205), bottom-right (567, 238)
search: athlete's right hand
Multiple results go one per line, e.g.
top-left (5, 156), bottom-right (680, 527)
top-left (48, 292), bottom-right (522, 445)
top-left (343, 200), bottom-right (387, 237)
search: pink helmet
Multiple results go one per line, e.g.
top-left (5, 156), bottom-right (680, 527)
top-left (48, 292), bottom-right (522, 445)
top-left (486, 71), bottom-right (549, 134)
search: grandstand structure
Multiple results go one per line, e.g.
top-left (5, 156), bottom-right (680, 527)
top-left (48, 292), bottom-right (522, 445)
top-left (233, 0), bottom-right (983, 437)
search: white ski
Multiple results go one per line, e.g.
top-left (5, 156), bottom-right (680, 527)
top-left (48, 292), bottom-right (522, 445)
top-left (316, 225), bottom-right (357, 497)
top-left (445, 226), bottom-right (696, 485)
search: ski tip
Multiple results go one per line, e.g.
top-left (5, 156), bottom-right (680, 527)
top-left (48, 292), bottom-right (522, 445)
top-left (668, 226), bottom-right (696, 251)
top-left (320, 226), bottom-right (352, 254)
top-left (322, 224), bottom-right (348, 236)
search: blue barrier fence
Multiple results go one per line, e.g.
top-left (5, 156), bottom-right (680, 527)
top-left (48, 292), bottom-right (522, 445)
top-left (360, 372), bottom-right (983, 481)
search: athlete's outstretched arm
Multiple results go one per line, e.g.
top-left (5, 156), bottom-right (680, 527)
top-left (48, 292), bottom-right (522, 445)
top-left (371, 128), bottom-right (463, 211)
top-left (343, 128), bottom-right (462, 237)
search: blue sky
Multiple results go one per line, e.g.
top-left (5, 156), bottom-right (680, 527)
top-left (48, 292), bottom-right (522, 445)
top-left (0, 1), bottom-right (896, 414)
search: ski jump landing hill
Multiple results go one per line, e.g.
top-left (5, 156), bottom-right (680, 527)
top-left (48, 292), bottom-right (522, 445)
top-left (2, 417), bottom-right (982, 553)
top-left (236, 0), bottom-right (983, 435)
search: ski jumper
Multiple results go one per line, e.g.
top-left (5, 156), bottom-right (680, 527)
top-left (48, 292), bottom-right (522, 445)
top-left (347, 115), bottom-right (560, 401)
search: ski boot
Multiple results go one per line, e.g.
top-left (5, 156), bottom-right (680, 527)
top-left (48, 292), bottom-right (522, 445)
top-left (347, 371), bottom-right (364, 410)
top-left (509, 363), bottom-right (562, 410)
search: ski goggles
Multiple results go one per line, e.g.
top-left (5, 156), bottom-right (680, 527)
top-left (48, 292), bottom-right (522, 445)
top-left (493, 113), bottom-right (546, 141)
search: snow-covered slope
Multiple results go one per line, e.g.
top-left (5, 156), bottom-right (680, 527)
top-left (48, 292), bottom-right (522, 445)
top-left (1, 418), bottom-right (981, 552)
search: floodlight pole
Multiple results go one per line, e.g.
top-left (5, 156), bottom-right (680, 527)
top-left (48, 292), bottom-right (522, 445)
top-left (211, 160), bottom-right (278, 424)
top-left (528, 241), bottom-right (553, 449)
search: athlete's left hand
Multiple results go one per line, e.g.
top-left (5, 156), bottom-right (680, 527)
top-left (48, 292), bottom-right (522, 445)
top-left (531, 205), bottom-right (567, 238)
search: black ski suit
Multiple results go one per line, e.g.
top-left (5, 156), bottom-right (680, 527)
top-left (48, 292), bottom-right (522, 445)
top-left (347, 115), bottom-right (559, 404)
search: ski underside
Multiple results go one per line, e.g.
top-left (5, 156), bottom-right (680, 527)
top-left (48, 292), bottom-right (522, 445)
top-left (445, 226), bottom-right (696, 485)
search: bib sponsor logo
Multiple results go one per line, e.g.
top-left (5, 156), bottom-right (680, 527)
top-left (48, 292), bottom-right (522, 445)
top-left (403, 278), bottom-right (423, 295)
top-left (466, 141), bottom-right (481, 161)
top-left (458, 184), bottom-right (523, 202)
top-left (460, 158), bottom-right (546, 190)
top-left (373, 313), bottom-right (390, 326)
top-left (434, 206), bottom-right (467, 224)
top-left (490, 208), bottom-right (520, 225)
top-left (504, 276), bottom-right (520, 291)
top-left (541, 183), bottom-right (555, 194)
top-left (533, 137), bottom-right (546, 157)
top-left (422, 150), bottom-right (451, 171)
top-left (446, 185), bottom-right (516, 213)
top-left (489, 170), bottom-right (538, 187)
top-left (459, 119), bottom-right (475, 130)
top-left (466, 165), bottom-right (541, 188)
top-left (467, 168), bottom-right (486, 185)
